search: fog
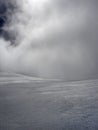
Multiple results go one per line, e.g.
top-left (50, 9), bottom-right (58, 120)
top-left (0, 0), bottom-right (98, 80)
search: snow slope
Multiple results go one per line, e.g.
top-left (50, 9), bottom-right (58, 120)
top-left (0, 73), bottom-right (98, 130)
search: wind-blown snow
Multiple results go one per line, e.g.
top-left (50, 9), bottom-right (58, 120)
top-left (0, 73), bottom-right (98, 129)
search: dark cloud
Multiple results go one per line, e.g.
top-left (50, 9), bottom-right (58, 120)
top-left (0, 0), bottom-right (19, 43)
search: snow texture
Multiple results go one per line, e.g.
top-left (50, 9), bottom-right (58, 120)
top-left (0, 73), bottom-right (98, 130)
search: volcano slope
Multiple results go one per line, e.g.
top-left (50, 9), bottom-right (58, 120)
top-left (0, 73), bottom-right (98, 130)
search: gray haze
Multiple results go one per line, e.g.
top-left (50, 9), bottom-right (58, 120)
top-left (0, 0), bottom-right (98, 81)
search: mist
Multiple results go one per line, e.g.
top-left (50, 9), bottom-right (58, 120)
top-left (0, 0), bottom-right (98, 81)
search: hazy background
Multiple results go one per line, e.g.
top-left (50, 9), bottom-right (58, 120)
top-left (0, 0), bottom-right (98, 81)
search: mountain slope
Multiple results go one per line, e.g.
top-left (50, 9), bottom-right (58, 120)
top-left (0, 73), bottom-right (98, 130)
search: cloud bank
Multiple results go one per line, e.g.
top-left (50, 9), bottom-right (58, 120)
top-left (0, 0), bottom-right (98, 80)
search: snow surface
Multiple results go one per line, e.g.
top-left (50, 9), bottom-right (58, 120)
top-left (0, 73), bottom-right (98, 130)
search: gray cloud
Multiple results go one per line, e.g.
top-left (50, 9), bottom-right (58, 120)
top-left (0, 0), bottom-right (98, 81)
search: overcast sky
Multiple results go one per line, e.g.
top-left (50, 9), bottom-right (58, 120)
top-left (0, 0), bottom-right (98, 80)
